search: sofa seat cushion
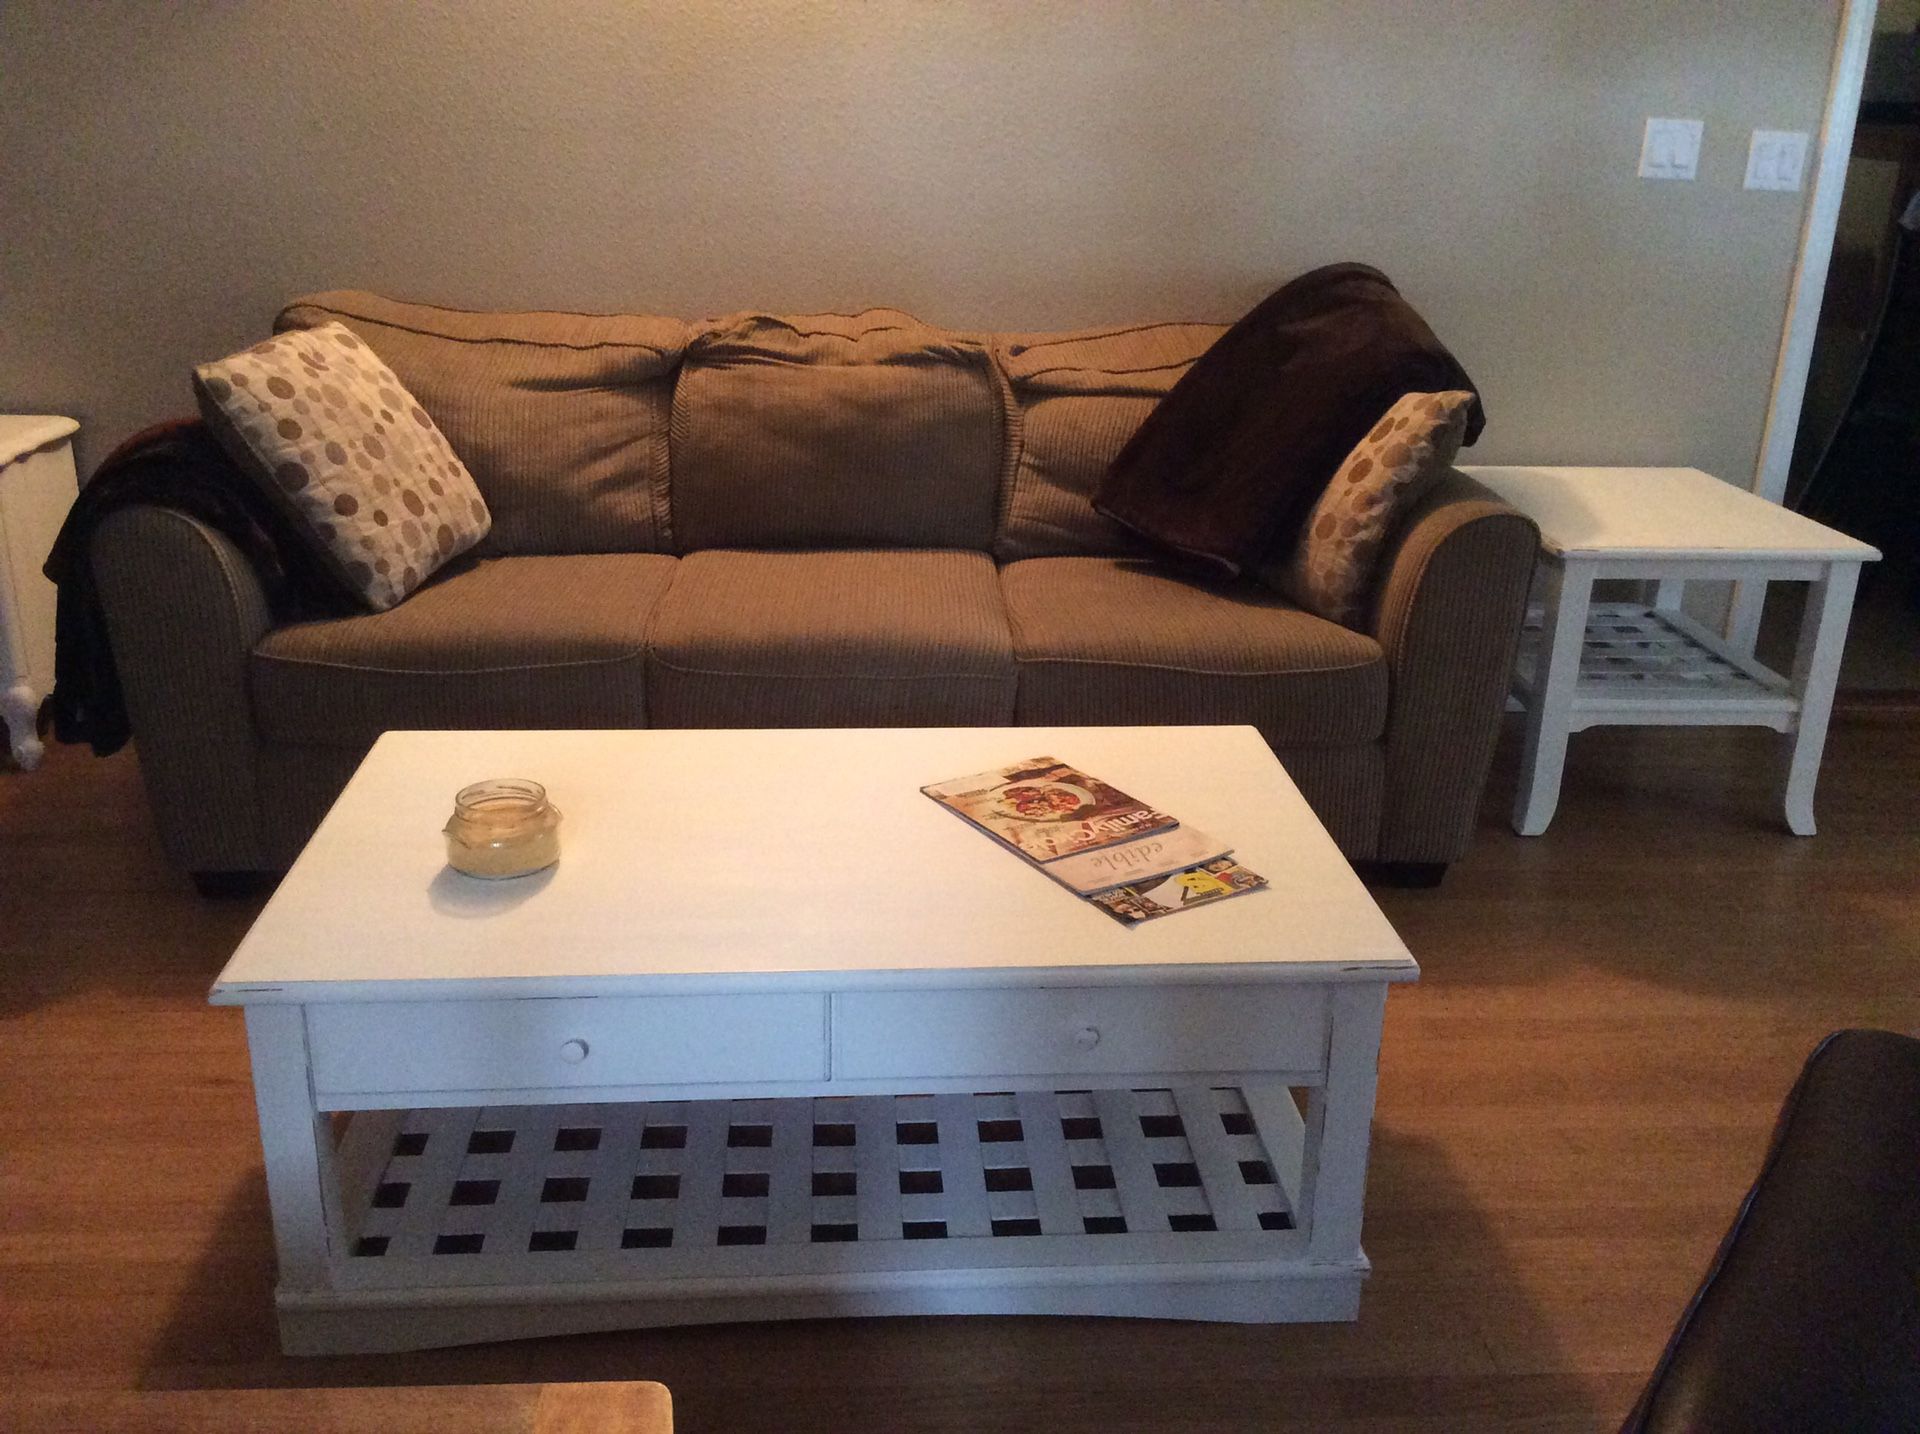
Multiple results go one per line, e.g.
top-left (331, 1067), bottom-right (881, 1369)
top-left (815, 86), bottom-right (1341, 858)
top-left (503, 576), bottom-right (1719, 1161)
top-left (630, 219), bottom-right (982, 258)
top-left (1001, 557), bottom-right (1387, 746)
top-left (646, 549), bottom-right (1016, 727)
top-left (251, 553), bottom-right (677, 745)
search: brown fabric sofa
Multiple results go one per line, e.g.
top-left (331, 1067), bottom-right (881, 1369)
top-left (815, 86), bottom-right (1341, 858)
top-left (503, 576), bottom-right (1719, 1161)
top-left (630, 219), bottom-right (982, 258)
top-left (90, 293), bottom-right (1538, 887)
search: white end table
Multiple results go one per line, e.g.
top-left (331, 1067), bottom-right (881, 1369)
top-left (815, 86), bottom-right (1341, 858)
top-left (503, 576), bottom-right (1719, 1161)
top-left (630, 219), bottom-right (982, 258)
top-left (1460, 467), bottom-right (1880, 837)
top-left (0, 417), bottom-right (79, 770)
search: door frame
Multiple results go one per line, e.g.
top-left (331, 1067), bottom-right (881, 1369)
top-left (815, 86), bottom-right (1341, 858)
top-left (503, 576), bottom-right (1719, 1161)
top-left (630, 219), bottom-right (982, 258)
top-left (1731, 0), bottom-right (1880, 649)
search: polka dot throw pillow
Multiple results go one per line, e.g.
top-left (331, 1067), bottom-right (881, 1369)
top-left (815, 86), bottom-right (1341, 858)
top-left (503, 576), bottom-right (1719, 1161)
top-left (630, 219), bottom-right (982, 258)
top-left (192, 321), bottom-right (490, 611)
top-left (1276, 390), bottom-right (1474, 630)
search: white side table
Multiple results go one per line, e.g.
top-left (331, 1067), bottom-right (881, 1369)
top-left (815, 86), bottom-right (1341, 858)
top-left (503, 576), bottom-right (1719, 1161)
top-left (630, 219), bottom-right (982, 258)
top-left (1460, 466), bottom-right (1880, 837)
top-left (0, 416), bottom-right (80, 770)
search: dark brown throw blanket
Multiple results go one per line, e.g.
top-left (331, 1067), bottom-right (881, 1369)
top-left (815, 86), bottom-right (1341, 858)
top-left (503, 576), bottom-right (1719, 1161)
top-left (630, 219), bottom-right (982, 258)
top-left (1095, 262), bottom-right (1483, 576)
top-left (43, 418), bottom-right (348, 755)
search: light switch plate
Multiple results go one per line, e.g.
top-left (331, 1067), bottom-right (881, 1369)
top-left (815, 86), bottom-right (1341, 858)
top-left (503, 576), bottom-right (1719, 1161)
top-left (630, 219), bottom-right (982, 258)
top-left (1745, 129), bottom-right (1809, 191)
top-left (1639, 117), bottom-right (1704, 180)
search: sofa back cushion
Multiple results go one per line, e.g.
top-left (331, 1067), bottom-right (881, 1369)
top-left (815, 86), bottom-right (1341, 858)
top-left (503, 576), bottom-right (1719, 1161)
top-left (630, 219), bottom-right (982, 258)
top-left (669, 309), bottom-right (1004, 551)
top-left (276, 292), bottom-right (689, 556)
top-left (991, 323), bottom-right (1225, 561)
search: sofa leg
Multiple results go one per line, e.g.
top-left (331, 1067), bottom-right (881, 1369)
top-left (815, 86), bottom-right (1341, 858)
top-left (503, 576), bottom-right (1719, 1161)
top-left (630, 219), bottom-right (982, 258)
top-left (1356, 860), bottom-right (1448, 889)
top-left (191, 870), bottom-right (281, 899)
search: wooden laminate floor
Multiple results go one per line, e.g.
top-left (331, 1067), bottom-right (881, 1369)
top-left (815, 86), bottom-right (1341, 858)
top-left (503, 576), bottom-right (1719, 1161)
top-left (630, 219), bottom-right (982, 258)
top-left (4, 717), bottom-right (1916, 1433)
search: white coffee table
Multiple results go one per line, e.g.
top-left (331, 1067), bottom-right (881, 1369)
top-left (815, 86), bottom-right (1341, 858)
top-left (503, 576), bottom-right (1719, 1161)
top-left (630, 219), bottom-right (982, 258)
top-left (1462, 466), bottom-right (1880, 836)
top-left (211, 726), bottom-right (1417, 1355)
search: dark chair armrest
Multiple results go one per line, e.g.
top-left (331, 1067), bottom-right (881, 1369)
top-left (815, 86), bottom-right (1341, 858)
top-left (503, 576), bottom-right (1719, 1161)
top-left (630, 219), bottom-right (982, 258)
top-left (1624, 1029), bottom-right (1920, 1432)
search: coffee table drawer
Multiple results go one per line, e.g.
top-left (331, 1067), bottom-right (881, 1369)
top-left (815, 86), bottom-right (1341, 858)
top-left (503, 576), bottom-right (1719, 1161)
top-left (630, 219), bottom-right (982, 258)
top-left (307, 994), bottom-right (827, 1097)
top-left (831, 985), bottom-right (1326, 1080)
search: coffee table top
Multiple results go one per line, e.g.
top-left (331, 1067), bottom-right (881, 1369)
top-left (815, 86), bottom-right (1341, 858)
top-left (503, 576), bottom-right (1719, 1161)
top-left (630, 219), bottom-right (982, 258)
top-left (1460, 465), bottom-right (1880, 563)
top-left (210, 726), bottom-right (1415, 1004)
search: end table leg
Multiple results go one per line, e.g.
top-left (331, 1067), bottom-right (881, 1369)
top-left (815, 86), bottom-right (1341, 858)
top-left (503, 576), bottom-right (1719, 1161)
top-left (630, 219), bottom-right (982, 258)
top-left (1782, 562), bottom-right (1860, 837)
top-left (3, 680), bottom-right (44, 771)
top-left (1513, 562), bottom-right (1593, 836)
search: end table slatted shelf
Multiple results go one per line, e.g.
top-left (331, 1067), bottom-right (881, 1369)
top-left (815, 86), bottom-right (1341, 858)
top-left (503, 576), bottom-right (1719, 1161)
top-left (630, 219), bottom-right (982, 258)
top-left (1512, 602), bottom-right (1798, 725)
top-left (1463, 466), bottom-right (1880, 836)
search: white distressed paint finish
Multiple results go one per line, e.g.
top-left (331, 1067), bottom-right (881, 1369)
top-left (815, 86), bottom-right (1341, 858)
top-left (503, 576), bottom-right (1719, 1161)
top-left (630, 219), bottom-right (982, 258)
top-left (0, 416), bottom-right (78, 771)
top-left (1512, 604), bottom-right (1798, 730)
top-left (1461, 466), bottom-right (1879, 562)
top-left (241, 1005), bottom-right (336, 1288)
top-left (1013, 1089), bottom-right (1085, 1237)
top-left (830, 984), bottom-right (1327, 1081)
top-left (212, 725), bottom-right (1414, 1002)
top-left (219, 726), bottom-right (1413, 1351)
top-left (1303, 984), bottom-right (1389, 1263)
top-left (332, 1087), bottom-right (1302, 1284)
top-left (1512, 560), bottom-right (1597, 837)
top-left (1468, 467), bottom-right (1878, 837)
top-left (306, 993), bottom-right (828, 1097)
top-left (279, 1261), bottom-right (1366, 1356)
top-left (1783, 563), bottom-right (1861, 837)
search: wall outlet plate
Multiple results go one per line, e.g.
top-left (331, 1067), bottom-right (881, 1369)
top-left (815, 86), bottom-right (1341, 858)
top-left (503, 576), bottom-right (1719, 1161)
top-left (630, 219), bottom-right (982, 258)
top-left (1745, 129), bottom-right (1809, 192)
top-left (1639, 118), bottom-right (1704, 180)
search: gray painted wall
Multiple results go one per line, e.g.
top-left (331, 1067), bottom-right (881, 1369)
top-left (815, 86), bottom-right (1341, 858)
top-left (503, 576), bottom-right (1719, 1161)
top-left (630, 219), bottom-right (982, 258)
top-left (1, 1), bottom-right (1838, 479)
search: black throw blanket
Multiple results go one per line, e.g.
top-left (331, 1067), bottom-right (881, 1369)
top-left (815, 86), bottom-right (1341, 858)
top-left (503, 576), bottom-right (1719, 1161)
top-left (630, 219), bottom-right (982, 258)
top-left (1095, 262), bottom-right (1483, 577)
top-left (43, 419), bottom-right (348, 756)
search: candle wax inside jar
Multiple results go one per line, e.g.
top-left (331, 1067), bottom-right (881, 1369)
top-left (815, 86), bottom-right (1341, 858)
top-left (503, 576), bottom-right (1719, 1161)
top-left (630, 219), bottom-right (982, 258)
top-left (445, 783), bottom-right (560, 878)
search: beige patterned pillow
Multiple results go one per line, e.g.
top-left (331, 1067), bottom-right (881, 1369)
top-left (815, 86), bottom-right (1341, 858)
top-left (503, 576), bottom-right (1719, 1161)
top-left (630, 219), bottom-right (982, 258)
top-left (193, 322), bottom-right (490, 610)
top-left (1276, 390), bottom-right (1473, 629)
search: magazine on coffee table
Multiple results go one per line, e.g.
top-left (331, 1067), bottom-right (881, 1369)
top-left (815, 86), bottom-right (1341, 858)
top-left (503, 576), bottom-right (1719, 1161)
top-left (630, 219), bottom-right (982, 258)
top-left (921, 756), bottom-right (1177, 863)
top-left (923, 756), bottom-right (1267, 923)
top-left (1086, 858), bottom-right (1269, 924)
top-left (1042, 825), bottom-right (1231, 895)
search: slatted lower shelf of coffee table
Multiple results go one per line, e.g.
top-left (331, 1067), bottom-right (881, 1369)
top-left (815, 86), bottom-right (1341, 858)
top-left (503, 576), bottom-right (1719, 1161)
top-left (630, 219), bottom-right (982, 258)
top-left (329, 1086), bottom-right (1305, 1299)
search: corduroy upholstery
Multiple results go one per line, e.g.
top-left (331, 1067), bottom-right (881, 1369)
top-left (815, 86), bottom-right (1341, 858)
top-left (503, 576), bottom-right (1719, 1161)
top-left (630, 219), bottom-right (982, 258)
top-left (276, 292), bottom-right (688, 556)
top-left (1001, 557), bottom-right (1388, 746)
top-left (670, 311), bottom-right (1003, 552)
top-left (251, 554), bottom-right (677, 747)
top-left (91, 298), bottom-right (1539, 882)
top-left (91, 507), bottom-right (275, 872)
top-left (647, 550), bottom-right (1015, 728)
top-left (258, 742), bottom-right (368, 870)
top-left (1266, 744), bottom-right (1384, 861)
top-left (1369, 472), bottom-right (1540, 862)
top-left (993, 323), bottom-right (1224, 562)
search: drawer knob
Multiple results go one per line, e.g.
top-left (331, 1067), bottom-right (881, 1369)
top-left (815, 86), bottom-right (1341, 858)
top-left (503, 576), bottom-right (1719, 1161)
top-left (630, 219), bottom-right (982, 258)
top-left (559, 1039), bottom-right (590, 1064)
top-left (1074, 1025), bottom-right (1101, 1051)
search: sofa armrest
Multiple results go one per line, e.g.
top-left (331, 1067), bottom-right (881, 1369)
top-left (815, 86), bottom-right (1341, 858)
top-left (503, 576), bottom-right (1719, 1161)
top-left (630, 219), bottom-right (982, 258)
top-left (1368, 470), bottom-right (1538, 863)
top-left (92, 505), bottom-right (274, 874)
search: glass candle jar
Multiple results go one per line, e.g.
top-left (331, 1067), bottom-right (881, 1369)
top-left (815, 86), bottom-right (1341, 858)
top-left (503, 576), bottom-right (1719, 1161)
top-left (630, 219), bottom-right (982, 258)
top-left (443, 778), bottom-right (562, 879)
